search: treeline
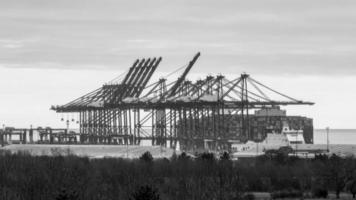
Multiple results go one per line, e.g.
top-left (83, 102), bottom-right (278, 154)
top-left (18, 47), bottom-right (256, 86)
top-left (0, 150), bottom-right (356, 200)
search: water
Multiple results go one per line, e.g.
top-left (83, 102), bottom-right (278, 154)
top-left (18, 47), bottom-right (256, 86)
top-left (314, 129), bottom-right (356, 144)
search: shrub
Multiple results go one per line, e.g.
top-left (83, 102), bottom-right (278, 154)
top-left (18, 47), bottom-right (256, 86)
top-left (312, 187), bottom-right (328, 198)
top-left (130, 185), bottom-right (160, 200)
top-left (54, 188), bottom-right (79, 200)
top-left (140, 151), bottom-right (153, 163)
top-left (243, 193), bottom-right (255, 200)
top-left (220, 152), bottom-right (230, 161)
top-left (278, 146), bottom-right (293, 155)
top-left (177, 152), bottom-right (191, 161)
top-left (271, 190), bottom-right (303, 199)
top-left (198, 152), bottom-right (215, 162)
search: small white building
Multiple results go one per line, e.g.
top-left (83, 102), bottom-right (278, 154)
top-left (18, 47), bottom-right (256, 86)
top-left (282, 123), bottom-right (305, 145)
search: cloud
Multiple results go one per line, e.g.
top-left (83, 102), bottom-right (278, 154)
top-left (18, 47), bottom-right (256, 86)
top-left (0, 39), bottom-right (25, 49)
top-left (0, 0), bottom-right (355, 75)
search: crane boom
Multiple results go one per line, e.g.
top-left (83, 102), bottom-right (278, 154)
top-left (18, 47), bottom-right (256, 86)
top-left (168, 52), bottom-right (200, 97)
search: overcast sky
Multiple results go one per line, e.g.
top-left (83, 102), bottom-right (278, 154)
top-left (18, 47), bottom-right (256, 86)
top-left (0, 0), bottom-right (355, 129)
